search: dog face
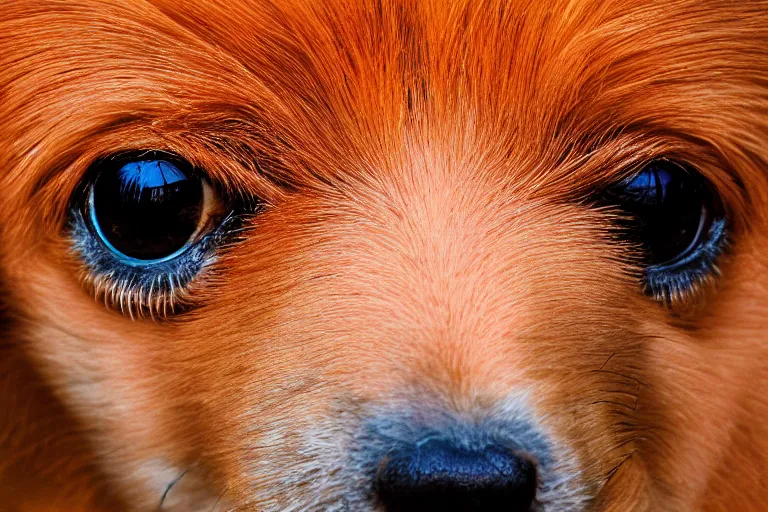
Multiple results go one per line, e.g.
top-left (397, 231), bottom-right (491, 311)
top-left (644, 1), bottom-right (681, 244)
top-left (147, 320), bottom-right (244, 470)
top-left (1, 0), bottom-right (767, 510)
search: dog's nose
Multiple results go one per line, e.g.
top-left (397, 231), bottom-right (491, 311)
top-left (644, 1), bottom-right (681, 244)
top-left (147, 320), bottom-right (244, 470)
top-left (374, 438), bottom-right (537, 512)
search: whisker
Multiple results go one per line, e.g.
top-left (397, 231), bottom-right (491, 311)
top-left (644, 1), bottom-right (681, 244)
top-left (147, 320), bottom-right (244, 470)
top-left (588, 399), bottom-right (637, 412)
top-left (209, 495), bottom-right (222, 512)
top-left (599, 352), bottom-right (617, 371)
top-left (604, 450), bottom-right (635, 486)
top-left (158, 469), bottom-right (188, 510)
top-left (588, 368), bottom-right (647, 387)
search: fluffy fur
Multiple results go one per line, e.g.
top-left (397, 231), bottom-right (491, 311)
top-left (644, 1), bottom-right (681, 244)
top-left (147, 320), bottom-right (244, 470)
top-left (1, 0), bottom-right (767, 510)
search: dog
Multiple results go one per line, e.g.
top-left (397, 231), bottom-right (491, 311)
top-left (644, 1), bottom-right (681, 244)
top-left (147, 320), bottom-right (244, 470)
top-left (1, 0), bottom-right (767, 510)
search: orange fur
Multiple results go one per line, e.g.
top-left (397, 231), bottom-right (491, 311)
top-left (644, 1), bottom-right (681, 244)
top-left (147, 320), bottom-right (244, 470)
top-left (1, 0), bottom-right (767, 510)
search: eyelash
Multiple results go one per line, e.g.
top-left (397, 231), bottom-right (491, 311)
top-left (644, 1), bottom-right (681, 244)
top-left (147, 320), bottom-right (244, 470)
top-left (69, 204), bottom-right (246, 320)
top-left (645, 217), bottom-right (727, 305)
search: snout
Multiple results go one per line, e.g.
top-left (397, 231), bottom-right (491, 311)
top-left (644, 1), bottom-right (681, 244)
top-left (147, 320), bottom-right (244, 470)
top-left (374, 437), bottom-right (537, 511)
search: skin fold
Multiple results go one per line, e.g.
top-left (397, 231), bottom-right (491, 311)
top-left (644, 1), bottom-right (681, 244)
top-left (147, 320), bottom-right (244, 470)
top-left (0, 0), bottom-right (767, 510)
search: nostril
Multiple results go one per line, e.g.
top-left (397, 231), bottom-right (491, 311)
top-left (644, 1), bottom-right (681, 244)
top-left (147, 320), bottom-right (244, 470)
top-left (374, 438), bottom-right (537, 512)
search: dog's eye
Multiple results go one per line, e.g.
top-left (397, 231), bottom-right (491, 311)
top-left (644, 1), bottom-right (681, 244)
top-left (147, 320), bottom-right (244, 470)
top-left (610, 162), bottom-right (717, 266)
top-left (605, 161), bottom-right (726, 302)
top-left (69, 151), bottom-right (253, 319)
top-left (88, 157), bottom-right (220, 262)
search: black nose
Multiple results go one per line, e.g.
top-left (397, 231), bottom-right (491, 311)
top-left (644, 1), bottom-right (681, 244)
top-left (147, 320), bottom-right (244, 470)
top-left (374, 438), bottom-right (537, 512)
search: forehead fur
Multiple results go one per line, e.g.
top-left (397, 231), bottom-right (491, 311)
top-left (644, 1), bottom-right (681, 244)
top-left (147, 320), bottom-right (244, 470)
top-left (0, 0), bottom-right (767, 232)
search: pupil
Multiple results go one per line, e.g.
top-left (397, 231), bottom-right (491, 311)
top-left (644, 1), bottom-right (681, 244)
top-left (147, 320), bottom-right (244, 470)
top-left (91, 159), bottom-right (203, 260)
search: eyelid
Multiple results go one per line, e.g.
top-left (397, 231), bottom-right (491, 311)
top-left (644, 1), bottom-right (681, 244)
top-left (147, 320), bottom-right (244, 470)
top-left (70, 206), bottom-right (245, 320)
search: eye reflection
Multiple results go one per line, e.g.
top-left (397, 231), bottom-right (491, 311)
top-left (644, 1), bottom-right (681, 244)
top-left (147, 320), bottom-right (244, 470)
top-left (117, 160), bottom-right (190, 201)
top-left (621, 166), bottom-right (674, 206)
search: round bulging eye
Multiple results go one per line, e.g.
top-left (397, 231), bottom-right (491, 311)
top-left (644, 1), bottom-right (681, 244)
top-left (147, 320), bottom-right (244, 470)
top-left (607, 161), bottom-right (722, 267)
top-left (88, 155), bottom-right (219, 262)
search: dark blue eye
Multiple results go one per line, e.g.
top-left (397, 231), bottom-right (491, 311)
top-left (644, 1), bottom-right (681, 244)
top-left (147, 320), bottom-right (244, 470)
top-left (69, 150), bottom-right (256, 318)
top-left (605, 161), bottom-right (726, 299)
top-left (88, 154), bottom-right (218, 262)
